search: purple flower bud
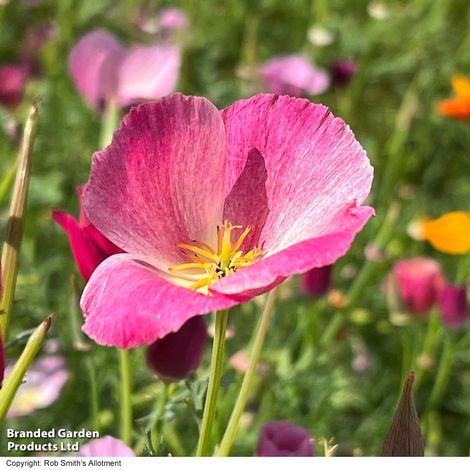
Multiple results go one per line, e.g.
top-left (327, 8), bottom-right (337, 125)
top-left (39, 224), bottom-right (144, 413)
top-left (386, 257), bottom-right (445, 315)
top-left (146, 316), bottom-right (207, 382)
top-left (439, 284), bottom-right (468, 329)
top-left (331, 60), bottom-right (358, 86)
top-left (257, 420), bottom-right (315, 457)
top-left (301, 265), bottom-right (332, 297)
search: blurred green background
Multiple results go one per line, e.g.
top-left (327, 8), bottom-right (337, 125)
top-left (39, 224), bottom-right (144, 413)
top-left (1, 0), bottom-right (470, 457)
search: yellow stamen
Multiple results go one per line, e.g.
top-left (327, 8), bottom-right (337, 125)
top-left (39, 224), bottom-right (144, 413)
top-left (170, 221), bottom-right (264, 292)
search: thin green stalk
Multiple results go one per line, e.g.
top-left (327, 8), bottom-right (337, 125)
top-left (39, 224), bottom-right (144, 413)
top-left (86, 357), bottom-right (100, 432)
top-left (196, 309), bottom-right (229, 456)
top-left (119, 348), bottom-right (132, 445)
top-left (414, 310), bottom-right (442, 390)
top-left (1, 103), bottom-right (39, 342)
top-left (428, 334), bottom-right (455, 410)
top-left (0, 160), bottom-right (18, 204)
top-left (99, 99), bottom-right (120, 149)
top-left (216, 289), bottom-right (278, 456)
top-left (150, 383), bottom-right (170, 452)
top-left (0, 317), bottom-right (51, 421)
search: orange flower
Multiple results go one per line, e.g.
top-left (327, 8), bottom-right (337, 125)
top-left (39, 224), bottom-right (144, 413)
top-left (410, 211), bottom-right (470, 255)
top-left (437, 75), bottom-right (470, 121)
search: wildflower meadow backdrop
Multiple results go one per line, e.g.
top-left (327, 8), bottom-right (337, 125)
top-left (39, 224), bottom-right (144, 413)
top-left (1, 0), bottom-right (470, 458)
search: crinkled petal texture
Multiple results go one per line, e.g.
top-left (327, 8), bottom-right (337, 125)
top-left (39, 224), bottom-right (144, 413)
top-left (69, 30), bottom-right (126, 110)
top-left (81, 93), bottom-right (373, 348)
top-left (212, 94), bottom-right (373, 295)
top-left (81, 255), bottom-right (237, 348)
top-left (83, 94), bottom-right (226, 270)
top-left (117, 45), bottom-right (181, 106)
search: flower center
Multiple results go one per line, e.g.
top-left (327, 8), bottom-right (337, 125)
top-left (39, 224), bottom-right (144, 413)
top-left (170, 221), bottom-right (263, 292)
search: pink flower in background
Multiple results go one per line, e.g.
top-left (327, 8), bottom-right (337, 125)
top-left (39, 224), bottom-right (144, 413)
top-left (0, 65), bottom-right (27, 109)
top-left (52, 186), bottom-right (123, 282)
top-left (68, 31), bottom-right (126, 111)
top-left (331, 59), bottom-right (358, 86)
top-left (257, 420), bottom-right (315, 456)
top-left (386, 257), bottom-right (445, 314)
top-left (146, 316), bottom-right (207, 382)
top-left (158, 7), bottom-right (189, 31)
top-left (80, 93), bottom-right (373, 349)
top-left (77, 436), bottom-right (135, 457)
top-left (439, 285), bottom-right (468, 329)
top-left (261, 55), bottom-right (330, 97)
top-left (68, 30), bottom-right (181, 111)
top-left (6, 355), bottom-right (69, 417)
top-left (117, 45), bottom-right (181, 107)
top-left (301, 265), bottom-right (332, 297)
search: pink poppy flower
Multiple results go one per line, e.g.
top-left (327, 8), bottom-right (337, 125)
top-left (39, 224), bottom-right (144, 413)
top-left (80, 93), bottom-right (373, 348)
top-left (6, 354), bottom-right (69, 417)
top-left (301, 265), bottom-right (332, 297)
top-left (146, 316), bottom-right (207, 382)
top-left (68, 30), bottom-right (126, 111)
top-left (77, 436), bottom-right (135, 457)
top-left (52, 186), bottom-right (123, 282)
top-left (439, 284), bottom-right (468, 329)
top-left (69, 30), bottom-right (181, 111)
top-left (386, 257), bottom-right (445, 315)
top-left (117, 45), bottom-right (181, 107)
top-left (0, 65), bottom-right (27, 109)
top-left (257, 420), bottom-right (315, 456)
top-left (261, 55), bottom-right (330, 97)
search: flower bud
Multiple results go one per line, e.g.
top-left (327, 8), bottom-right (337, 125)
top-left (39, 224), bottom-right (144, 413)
top-left (257, 420), bottom-right (315, 457)
top-left (438, 284), bottom-right (468, 329)
top-left (331, 60), bottom-right (358, 86)
top-left (386, 257), bottom-right (445, 314)
top-left (146, 316), bottom-right (207, 382)
top-left (301, 265), bottom-right (332, 297)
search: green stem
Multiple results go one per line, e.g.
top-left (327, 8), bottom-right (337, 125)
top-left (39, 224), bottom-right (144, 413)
top-left (0, 317), bottom-right (51, 422)
top-left (119, 348), bottom-right (132, 445)
top-left (196, 309), bottom-right (229, 456)
top-left (86, 357), bottom-right (100, 432)
top-left (150, 383), bottom-right (170, 452)
top-left (216, 289), bottom-right (278, 456)
top-left (1, 103), bottom-right (39, 342)
top-left (414, 310), bottom-right (442, 391)
top-left (99, 99), bottom-right (120, 149)
top-left (428, 334), bottom-right (455, 410)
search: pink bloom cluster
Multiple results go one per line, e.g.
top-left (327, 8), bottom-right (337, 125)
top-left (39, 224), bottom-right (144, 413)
top-left (387, 257), bottom-right (469, 329)
top-left (69, 30), bottom-right (181, 111)
top-left (76, 92), bottom-right (373, 349)
top-left (0, 65), bottom-right (27, 109)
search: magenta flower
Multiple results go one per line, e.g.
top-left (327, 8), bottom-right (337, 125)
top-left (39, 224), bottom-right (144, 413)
top-left (0, 65), bottom-right (27, 109)
top-left (257, 420), bottom-right (315, 456)
top-left (387, 257), bottom-right (445, 315)
top-left (80, 93), bottom-right (373, 349)
top-left (6, 354), bottom-right (69, 417)
top-left (146, 316), bottom-right (207, 382)
top-left (52, 186), bottom-right (123, 282)
top-left (439, 284), bottom-right (468, 329)
top-left (261, 55), bottom-right (330, 97)
top-left (331, 60), bottom-right (358, 86)
top-left (77, 436), bottom-right (135, 457)
top-left (301, 265), bottom-right (332, 297)
top-left (69, 30), bottom-right (180, 111)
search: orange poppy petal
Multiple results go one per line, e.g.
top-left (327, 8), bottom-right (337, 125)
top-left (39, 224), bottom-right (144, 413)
top-left (452, 75), bottom-right (470, 101)
top-left (437, 99), bottom-right (470, 120)
top-left (421, 211), bottom-right (470, 255)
